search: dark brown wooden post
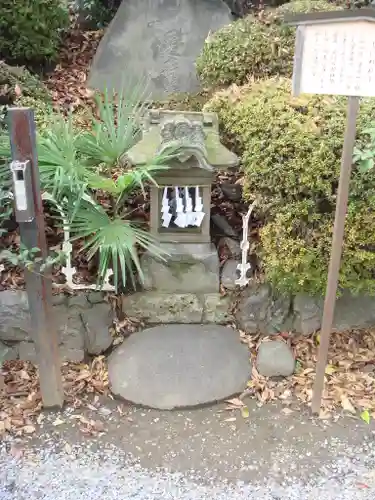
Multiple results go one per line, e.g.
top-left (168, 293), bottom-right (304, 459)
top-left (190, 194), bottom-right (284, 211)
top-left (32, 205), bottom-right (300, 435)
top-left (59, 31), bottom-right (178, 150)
top-left (8, 107), bottom-right (64, 408)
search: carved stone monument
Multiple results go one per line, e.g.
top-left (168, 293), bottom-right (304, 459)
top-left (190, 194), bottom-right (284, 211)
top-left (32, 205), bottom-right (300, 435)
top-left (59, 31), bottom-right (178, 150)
top-left (126, 109), bottom-right (238, 294)
top-left (88, 0), bottom-right (233, 100)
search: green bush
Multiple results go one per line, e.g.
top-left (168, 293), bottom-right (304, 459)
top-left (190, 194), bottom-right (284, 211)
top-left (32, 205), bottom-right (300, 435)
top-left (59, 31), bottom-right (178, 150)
top-left (76, 0), bottom-right (121, 28)
top-left (196, 0), bottom-right (342, 89)
top-left (204, 79), bottom-right (375, 295)
top-left (0, 63), bottom-right (53, 131)
top-left (0, 0), bottom-right (69, 65)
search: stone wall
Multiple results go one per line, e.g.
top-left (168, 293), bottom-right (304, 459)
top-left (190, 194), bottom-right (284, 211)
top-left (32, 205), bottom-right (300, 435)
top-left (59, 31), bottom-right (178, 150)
top-left (0, 290), bottom-right (114, 363)
top-left (2, 279), bottom-right (375, 364)
top-left (121, 282), bottom-right (375, 336)
top-left (234, 284), bottom-right (375, 335)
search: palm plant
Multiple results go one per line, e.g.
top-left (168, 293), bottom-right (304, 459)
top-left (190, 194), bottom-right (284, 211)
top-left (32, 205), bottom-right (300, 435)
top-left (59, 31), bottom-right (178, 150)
top-left (0, 83), bottom-right (176, 290)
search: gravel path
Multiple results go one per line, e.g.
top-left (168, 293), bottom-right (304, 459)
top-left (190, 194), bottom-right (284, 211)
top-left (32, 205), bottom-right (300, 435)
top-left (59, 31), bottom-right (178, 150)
top-left (1, 437), bottom-right (375, 499)
top-left (2, 401), bottom-right (375, 499)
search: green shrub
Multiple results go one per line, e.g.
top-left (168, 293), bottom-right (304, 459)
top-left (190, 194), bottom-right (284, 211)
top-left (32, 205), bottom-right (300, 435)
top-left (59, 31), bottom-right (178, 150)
top-left (0, 0), bottom-right (69, 65)
top-left (204, 79), bottom-right (375, 295)
top-left (75, 0), bottom-right (121, 28)
top-left (0, 63), bottom-right (53, 131)
top-left (196, 0), bottom-right (342, 89)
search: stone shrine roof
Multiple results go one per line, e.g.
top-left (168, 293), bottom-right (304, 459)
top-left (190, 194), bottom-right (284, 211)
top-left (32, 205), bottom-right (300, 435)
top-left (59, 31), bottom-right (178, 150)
top-left (126, 110), bottom-right (238, 170)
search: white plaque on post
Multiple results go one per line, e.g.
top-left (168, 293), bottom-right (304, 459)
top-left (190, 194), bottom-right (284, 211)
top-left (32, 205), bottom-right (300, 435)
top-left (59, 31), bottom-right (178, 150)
top-left (289, 9), bottom-right (375, 98)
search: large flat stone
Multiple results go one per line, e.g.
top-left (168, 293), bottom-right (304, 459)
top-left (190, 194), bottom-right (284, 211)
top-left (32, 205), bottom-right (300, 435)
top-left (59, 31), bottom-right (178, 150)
top-left (122, 292), bottom-right (203, 323)
top-left (88, 0), bottom-right (232, 99)
top-left (141, 243), bottom-right (220, 293)
top-left (108, 324), bottom-right (250, 409)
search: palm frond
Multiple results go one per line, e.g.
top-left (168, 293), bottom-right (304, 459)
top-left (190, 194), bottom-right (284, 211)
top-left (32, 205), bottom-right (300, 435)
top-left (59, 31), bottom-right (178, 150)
top-left (69, 200), bottom-right (167, 291)
top-left (37, 114), bottom-right (92, 202)
top-left (76, 77), bottom-right (151, 170)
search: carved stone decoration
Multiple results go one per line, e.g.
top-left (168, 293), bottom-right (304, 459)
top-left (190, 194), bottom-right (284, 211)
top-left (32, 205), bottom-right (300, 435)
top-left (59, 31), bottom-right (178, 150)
top-left (158, 116), bottom-right (210, 170)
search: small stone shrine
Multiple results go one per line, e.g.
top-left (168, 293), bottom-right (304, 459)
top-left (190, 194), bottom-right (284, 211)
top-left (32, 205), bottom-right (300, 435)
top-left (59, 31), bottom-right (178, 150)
top-left (127, 109), bottom-right (238, 295)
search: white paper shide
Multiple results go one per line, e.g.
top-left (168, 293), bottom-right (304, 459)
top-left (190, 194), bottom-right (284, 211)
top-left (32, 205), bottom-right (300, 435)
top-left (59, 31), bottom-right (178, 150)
top-left (160, 186), bottom-right (205, 229)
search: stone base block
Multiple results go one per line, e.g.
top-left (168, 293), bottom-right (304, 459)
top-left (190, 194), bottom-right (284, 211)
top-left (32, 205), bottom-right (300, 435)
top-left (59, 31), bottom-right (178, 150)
top-left (122, 292), bottom-right (233, 325)
top-left (140, 243), bottom-right (220, 294)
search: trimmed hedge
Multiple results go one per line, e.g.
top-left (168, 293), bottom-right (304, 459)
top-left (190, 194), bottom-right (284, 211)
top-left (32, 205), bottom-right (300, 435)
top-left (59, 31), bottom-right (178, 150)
top-left (204, 79), bottom-right (375, 295)
top-left (0, 0), bottom-right (69, 65)
top-left (196, 0), bottom-right (342, 89)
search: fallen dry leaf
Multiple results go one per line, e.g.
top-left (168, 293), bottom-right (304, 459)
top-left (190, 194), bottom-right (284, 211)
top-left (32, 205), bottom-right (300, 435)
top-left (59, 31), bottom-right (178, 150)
top-left (224, 417), bottom-right (237, 422)
top-left (341, 395), bottom-right (356, 414)
top-left (23, 424), bottom-right (35, 434)
top-left (52, 417), bottom-right (65, 426)
top-left (281, 408), bottom-right (294, 415)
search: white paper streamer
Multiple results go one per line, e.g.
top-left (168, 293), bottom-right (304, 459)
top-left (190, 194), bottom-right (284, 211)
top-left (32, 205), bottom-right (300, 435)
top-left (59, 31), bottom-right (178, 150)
top-left (192, 186), bottom-right (205, 227)
top-left (184, 186), bottom-right (194, 226)
top-left (174, 186), bottom-right (187, 228)
top-left (161, 187), bottom-right (172, 228)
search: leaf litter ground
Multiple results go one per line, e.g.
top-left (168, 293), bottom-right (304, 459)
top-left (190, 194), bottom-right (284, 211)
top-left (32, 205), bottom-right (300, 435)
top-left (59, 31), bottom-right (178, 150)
top-left (2, 328), bottom-right (375, 438)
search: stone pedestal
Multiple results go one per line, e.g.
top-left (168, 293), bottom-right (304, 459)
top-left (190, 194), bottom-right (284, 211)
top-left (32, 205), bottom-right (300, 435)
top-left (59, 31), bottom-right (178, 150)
top-left (140, 242), bottom-right (220, 293)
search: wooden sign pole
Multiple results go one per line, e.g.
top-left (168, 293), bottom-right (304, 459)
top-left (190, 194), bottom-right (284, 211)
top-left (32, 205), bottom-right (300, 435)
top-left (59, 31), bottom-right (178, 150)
top-left (311, 96), bottom-right (360, 414)
top-left (8, 108), bottom-right (64, 408)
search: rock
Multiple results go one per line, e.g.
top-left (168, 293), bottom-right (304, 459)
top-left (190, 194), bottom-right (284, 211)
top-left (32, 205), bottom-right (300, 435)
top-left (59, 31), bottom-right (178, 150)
top-left (87, 292), bottom-right (105, 305)
top-left (218, 237), bottom-right (242, 259)
top-left (81, 303), bottom-right (114, 355)
top-left (88, 0), bottom-right (232, 100)
top-left (51, 294), bottom-right (68, 306)
top-left (293, 294), bottom-right (323, 335)
top-left (108, 324), bottom-right (251, 409)
top-left (17, 305), bottom-right (85, 363)
top-left (211, 214), bottom-right (238, 238)
top-left (202, 294), bottom-right (233, 324)
top-left (0, 341), bottom-right (18, 361)
top-left (256, 340), bottom-right (295, 377)
top-left (141, 243), bottom-right (219, 293)
top-left (220, 182), bottom-right (242, 202)
top-left (55, 307), bottom-right (85, 351)
top-left (122, 293), bottom-right (203, 324)
top-left (221, 259), bottom-right (240, 290)
top-left (18, 341), bottom-right (84, 364)
top-left (68, 294), bottom-right (91, 310)
top-left (293, 292), bottom-right (375, 335)
top-left (333, 293), bottom-right (375, 331)
top-left (235, 284), bottom-right (292, 335)
top-left (0, 290), bottom-right (31, 342)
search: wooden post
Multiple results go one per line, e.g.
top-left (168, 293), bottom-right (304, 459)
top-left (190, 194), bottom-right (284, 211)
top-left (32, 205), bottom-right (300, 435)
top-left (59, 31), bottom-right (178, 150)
top-left (8, 108), bottom-right (64, 408)
top-left (311, 96), bottom-right (359, 414)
